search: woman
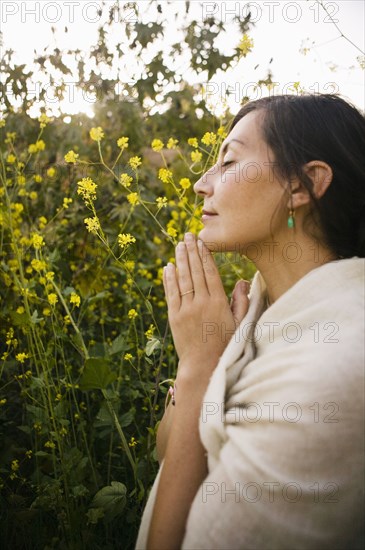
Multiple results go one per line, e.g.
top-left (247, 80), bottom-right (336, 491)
top-left (136, 94), bottom-right (365, 549)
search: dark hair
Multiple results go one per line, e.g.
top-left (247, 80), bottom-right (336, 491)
top-left (231, 94), bottom-right (365, 259)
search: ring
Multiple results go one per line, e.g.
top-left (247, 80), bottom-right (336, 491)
top-left (180, 289), bottom-right (194, 297)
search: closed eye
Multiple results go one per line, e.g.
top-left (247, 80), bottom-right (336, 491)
top-left (221, 160), bottom-right (234, 168)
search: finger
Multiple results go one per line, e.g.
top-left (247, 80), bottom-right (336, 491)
top-left (183, 233), bottom-right (209, 296)
top-left (231, 280), bottom-right (250, 324)
top-left (197, 239), bottom-right (225, 296)
top-left (175, 242), bottom-right (194, 299)
top-left (163, 262), bottom-right (180, 311)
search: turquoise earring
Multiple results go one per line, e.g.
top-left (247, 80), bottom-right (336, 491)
top-left (288, 208), bottom-right (295, 228)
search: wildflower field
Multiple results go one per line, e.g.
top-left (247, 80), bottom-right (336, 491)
top-left (0, 38), bottom-right (261, 549)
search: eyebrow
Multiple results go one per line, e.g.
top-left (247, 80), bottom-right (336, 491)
top-left (221, 139), bottom-right (246, 155)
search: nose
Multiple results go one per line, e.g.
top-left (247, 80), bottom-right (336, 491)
top-left (193, 164), bottom-right (217, 196)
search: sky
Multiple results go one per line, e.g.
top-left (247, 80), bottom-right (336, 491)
top-left (1, 0), bottom-right (364, 117)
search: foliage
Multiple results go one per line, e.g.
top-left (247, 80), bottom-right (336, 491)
top-left (0, 106), bottom-right (256, 550)
top-left (0, 1), bottom-right (259, 547)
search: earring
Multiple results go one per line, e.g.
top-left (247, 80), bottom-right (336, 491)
top-left (287, 208), bottom-right (295, 228)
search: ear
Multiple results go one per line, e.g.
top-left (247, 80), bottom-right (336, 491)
top-left (288, 160), bottom-right (333, 210)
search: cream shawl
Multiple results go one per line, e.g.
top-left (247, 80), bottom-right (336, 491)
top-left (136, 257), bottom-right (365, 549)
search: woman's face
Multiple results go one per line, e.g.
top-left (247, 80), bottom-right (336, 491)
top-left (194, 110), bottom-right (288, 255)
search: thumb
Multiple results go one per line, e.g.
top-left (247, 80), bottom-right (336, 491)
top-left (230, 279), bottom-right (250, 324)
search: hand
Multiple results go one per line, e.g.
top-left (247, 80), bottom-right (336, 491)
top-left (163, 232), bottom-right (250, 383)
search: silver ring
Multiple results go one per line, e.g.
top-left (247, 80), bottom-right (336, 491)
top-left (180, 289), bottom-right (194, 297)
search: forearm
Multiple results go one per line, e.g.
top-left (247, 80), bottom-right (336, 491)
top-left (156, 400), bottom-right (174, 464)
top-left (147, 371), bottom-right (210, 550)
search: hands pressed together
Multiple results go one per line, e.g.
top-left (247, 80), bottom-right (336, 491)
top-left (163, 232), bottom-right (251, 388)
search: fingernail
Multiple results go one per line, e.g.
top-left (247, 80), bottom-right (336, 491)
top-left (184, 232), bottom-right (194, 242)
top-left (240, 280), bottom-right (250, 293)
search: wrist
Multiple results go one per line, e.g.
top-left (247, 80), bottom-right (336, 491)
top-left (175, 364), bottom-right (214, 400)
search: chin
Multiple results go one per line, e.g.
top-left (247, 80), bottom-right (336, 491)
top-left (198, 230), bottom-right (231, 253)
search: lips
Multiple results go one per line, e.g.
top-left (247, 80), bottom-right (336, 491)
top-left (202, 209), bottom-right (218, 216)
top-left (202, 209), bottom-right (218, 222)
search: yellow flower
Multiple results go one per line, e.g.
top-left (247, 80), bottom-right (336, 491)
top-left (29, 140), bottom-right (46, 153)
top-left (145, 324), bottom-right (155, 339)
top-left (153, 236), bottom-right (162, 245)
top-left (6, 154), bottom-right (16, 164)
top-left (70, 292), bottom-right (81, 307)
top-left (5, 132), bottom-right (16, 143)
top-left (158, 168), bottom-right (173, 183)
top-left (31, 233), bottom-right (45, 250)
top-left (34, 174), bottom-right (43, 183)
top-left (29, 191), bottom-right (38, 201)
top-left (117, 136), bottom-right (129, 149)
top-left (217, 126), bottom-right (227, 137)
top-left (90, 127), bottom-right (105, 141)
top-left (84, 217), bottom-right (100, 233)
top-left (191, 150), bottom-right (202, 163)
top-left (77, 177), bottom-right (97, 201)
top-left (120, 173), bottom-right (133, 187)
top-left (179, 177), bottom-right (191, 189)
top-left (17, 175), bottom-right (26, 185)
top-left (16, 352), bottom-right (29, 363)
top-left (64, 150), bottom-right (79, 163)
top-left (43, 308), bottom-right (51, 316)
top-left (201, 132), bottom-right (217, 146)
top-left (167, 226), bottom-right (177, 238)
top-left (63, 197), bottom-right (73, 209)
top-left (44, 441), bottom-right (56, 449)
top-left (188, 137), bottom-right (198, 148)
top-left (16, 306), bottom-right (25, 314)
top-left (129, 156), bottom-right (142, 170)
top-left (124, 260), bottom-right (135, 271)
top-left (128, 309), bottom-right (138, 320)
top-left (48, 293), bottom-right (58, 306)
top-left (38, 113), bottom-right (51, 128)
top-left (151, 139), bottom-right (164, 152)
top-left (0, 398), bottom-right (7, 406)
top-left (0, 119), bottom-right (5, 128)
top-left (11, 460), bottom-right (19, 472)
top-left (28, 144), bottom-right (37, 154)
top-left (31, 259), bottom-right (46, 272)
top-left (38, 216), bottom-right (47, 229)
top-left (124, 353), bottom-right (133, 361)
top-left (167, 137), bottom-right (178, 149)
top-left (156, 196), bottom-right (168, 209)
top-left (47, 167), bottom-right (56, 177)
top-left (238, 33), bottom-right (254, 56)
top-left (128, 436), bottom-right (137, 447)
top-left (127, 192), bottom-right (139, 206)
top-left (118, 233), bottom-right (136, 248)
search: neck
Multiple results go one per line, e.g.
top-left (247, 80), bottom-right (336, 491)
top-left (249, 237), bottom-right (339, 306)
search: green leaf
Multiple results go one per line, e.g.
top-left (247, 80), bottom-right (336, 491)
top-left (120, 409), bottom-right (134, 428)
top-left (109, 334), bottom-right (126, 356)
top-left (145, 337), bottom-right (161, 356)
top-left (79, 358), bottom-right (117, 391)
top-left (90, 481), bottom-right (127, 522)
